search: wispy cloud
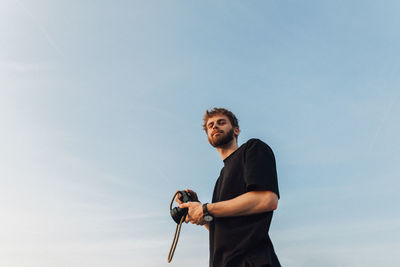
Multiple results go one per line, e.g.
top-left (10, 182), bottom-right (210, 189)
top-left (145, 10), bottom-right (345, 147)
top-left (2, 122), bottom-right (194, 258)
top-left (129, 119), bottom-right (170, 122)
top-left (14, 0), bottom-right (62, 55)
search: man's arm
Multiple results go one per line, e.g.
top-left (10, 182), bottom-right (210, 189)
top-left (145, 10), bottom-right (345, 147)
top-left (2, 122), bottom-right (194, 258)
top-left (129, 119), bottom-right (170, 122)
top-left (179, 190), bottom-right (278, 225)
top-left (207, 190), bottom-right (278, 217)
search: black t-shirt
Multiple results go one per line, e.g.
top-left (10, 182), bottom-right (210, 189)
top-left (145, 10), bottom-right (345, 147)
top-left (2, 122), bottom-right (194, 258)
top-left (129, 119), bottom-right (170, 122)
top-left (209, 138), bottom-right (280, 267)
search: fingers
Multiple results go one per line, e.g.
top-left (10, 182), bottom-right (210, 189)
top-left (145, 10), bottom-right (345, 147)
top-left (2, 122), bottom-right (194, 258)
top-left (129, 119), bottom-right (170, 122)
top-left (179, 203), bottom-right (189, 209)
top-left (186, 189), bottom-right (195, 194)
top-left (175, 195), bottom-right (183, 204)
top-left (185, 215), bottom-right (199, 225)
top-left (180, 202), bottom-right (204, 225)
top-left (175, 192), bottom-right (183, 204)
top-left (185, 214), bottom-right (196, 224)
top-left (186, 189), bottom-right (199, 201)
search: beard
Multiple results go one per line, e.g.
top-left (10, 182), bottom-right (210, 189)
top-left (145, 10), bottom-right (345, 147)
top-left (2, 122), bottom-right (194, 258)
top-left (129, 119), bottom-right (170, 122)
top-left (208, 128), bottom-right (235, 148)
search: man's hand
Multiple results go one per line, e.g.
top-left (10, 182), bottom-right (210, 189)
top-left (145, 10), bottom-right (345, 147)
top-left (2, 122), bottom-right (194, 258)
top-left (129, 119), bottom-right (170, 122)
top-left (179, 202), bottom-right (206, 225)
top-left (175, 189), bottom-right (199, 204)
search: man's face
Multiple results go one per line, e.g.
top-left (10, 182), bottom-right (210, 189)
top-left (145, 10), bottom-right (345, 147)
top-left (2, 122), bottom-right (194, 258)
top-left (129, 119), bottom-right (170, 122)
top-left (206, 115), bottom-right (238, 148)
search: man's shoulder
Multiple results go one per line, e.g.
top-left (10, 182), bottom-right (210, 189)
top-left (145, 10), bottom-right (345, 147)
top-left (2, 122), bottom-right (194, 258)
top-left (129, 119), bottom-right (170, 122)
top-left (242, 138), bottom-right (275, 156)
top-left (245, 138), bottom-right (263, 145)
top-left (244, 138), bottom-right (271, 149)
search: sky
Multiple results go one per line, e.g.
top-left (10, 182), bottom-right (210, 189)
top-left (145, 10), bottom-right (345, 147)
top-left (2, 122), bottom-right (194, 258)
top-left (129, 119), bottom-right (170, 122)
top-left (1, 0), bottom-right (400, 266)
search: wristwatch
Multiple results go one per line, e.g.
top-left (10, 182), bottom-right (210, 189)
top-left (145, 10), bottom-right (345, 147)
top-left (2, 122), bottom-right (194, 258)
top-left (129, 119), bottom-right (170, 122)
top-left (202, 203), bottom-right (214, 222)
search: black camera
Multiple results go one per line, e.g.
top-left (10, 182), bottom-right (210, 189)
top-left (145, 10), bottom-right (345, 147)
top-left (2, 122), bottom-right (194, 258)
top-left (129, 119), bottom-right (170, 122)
top-left (170, 190), bottom-right (194, 224)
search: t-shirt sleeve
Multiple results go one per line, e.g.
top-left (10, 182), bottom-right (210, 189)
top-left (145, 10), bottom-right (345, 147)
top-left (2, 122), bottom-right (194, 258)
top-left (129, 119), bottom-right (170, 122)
top-left (243, 139), bottom-right (280, 198)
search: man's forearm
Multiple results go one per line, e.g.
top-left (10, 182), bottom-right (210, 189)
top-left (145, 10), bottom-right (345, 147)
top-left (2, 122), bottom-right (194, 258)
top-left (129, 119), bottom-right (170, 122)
top-left (207, 191), bottom-right (278, 218)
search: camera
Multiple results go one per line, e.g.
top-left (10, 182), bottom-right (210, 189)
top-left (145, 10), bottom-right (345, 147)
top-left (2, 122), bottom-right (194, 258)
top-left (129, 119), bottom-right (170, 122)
top-left (170, 190), bottom-right (194, 224)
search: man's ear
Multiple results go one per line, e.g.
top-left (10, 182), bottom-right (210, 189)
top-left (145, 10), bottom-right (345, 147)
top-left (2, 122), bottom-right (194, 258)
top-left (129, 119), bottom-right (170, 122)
top-left (234, 127), bottom-right (240, 136)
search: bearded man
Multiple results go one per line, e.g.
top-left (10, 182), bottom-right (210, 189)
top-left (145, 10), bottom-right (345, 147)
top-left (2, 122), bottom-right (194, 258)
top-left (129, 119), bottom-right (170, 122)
top-left (178, 108), bottom-right (281, 267)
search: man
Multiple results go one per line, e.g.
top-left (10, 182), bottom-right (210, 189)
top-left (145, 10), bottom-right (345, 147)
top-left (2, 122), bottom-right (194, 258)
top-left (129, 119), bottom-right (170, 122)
top-left (178, 108), bottom-right (281, 267)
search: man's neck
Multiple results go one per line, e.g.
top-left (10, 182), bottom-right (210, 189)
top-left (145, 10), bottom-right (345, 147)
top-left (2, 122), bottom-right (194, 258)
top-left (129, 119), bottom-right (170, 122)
top-left (216, 140), bottom-right (239, 161)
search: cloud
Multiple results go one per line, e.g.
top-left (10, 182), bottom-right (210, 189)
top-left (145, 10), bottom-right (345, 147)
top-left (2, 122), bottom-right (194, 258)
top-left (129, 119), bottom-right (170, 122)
top-left (14, 0), bottom-right (62, 55)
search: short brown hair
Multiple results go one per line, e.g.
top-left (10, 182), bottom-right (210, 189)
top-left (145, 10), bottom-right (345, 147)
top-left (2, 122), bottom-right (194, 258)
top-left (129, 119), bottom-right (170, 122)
top-left (202, 108), bottom-right (239, 132)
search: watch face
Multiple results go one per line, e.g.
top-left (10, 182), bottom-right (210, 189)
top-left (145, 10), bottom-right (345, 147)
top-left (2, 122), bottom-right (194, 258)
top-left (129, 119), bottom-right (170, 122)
top-left (204, 215), bottom-right (214, 222)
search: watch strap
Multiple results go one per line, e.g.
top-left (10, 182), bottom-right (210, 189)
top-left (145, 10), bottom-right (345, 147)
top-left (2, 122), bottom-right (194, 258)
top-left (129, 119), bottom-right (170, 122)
top-left (203, 203), bottom-right (213, 216)
top-left (202, 203), bottom-right (208, 215)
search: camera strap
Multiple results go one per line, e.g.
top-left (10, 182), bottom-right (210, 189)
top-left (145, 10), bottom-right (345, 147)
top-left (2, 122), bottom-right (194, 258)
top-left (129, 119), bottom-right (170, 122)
top-left (167, 215), bottom-right (185, 263)
top-left (168, 191), bottom-right (186, 263)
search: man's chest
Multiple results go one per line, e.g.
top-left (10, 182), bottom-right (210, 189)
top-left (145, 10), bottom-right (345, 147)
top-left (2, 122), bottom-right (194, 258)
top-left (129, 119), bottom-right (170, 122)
top-left (213, 161), bottom-right (247, 202)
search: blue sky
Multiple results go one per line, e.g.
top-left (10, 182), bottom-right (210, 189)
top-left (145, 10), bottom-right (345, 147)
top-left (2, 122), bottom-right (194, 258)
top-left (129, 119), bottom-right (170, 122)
top-left (1, 1), bottom-right (399, 266)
